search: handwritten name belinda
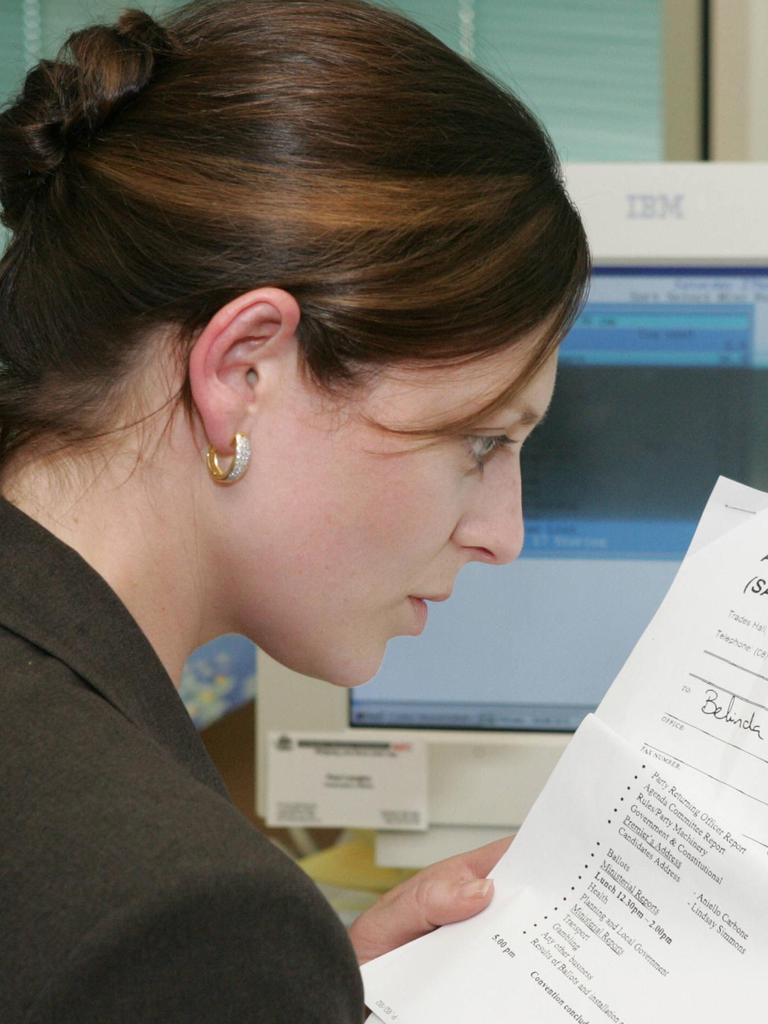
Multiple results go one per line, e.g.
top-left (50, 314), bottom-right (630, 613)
top-left (701, 689), bottom-right (764, 741)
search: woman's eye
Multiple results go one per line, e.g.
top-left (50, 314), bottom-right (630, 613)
top-left (465, 434), bottom-right (516, 467)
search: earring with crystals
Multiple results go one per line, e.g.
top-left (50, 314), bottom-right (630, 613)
top-left (206, 432), bottom-right (251, 485)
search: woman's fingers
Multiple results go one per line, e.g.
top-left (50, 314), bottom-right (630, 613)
top-left (348, 835), bottom-right (513, 965)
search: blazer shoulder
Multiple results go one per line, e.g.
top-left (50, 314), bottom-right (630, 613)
top-left (26, 860), bottom-right (364, 1024)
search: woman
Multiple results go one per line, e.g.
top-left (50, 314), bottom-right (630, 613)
top-left (0, 0), bottom-right (589, 1020)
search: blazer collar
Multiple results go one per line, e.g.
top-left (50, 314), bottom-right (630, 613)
top-left (0, 497), bottom-right (228, 798)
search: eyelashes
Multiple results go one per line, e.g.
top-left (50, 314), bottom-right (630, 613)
top-left (465, 433), bottom-right (516, 468)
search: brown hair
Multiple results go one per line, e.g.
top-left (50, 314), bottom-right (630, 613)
top-left (0, 0), bottom-right (589, 471)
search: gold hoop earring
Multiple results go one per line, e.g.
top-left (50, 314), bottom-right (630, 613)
top-left (206, 433), bottom-right (251, 485)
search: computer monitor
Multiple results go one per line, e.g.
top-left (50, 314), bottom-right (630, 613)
top-left (256, 163), bottom-right (768, 866)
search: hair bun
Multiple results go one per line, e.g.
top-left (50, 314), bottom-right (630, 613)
top-left (0, 9), bottom-right (174, 231)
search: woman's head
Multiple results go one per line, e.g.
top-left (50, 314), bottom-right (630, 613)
top-left (0, 0), bottom-right (589, 683)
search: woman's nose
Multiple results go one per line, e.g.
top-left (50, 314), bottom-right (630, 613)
top-left (454, 465), bottom-right (525, 565)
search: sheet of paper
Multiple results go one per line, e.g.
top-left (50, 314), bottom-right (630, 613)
top-left (360, 478), bottom-right (768, 1021)
top-left (362, 716), bottom-right (768, 1023)
top-left (598, 478), bottom-right (768, 851)
top-left (684, 475), bottom-right (768, 555)
top-left (266, 731), bottom-right (426, 829)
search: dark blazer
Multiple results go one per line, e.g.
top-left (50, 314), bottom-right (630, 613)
top-left (0, 498), bottom-right (364, 1023)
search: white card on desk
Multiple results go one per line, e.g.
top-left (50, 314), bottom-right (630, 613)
top-left (266, 731), bottom-right (427, 830)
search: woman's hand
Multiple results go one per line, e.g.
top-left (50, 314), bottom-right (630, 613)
top-left (348, 835), bottom-right (512, 965)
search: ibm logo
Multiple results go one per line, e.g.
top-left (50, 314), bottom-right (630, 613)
top-left (626, 193), bottom-right (685, 220)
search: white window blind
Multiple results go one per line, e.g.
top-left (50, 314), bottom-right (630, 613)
top-left (394, 0), bottom-right (663, 160)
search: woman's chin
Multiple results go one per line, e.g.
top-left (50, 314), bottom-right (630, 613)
top-left (263, 631), bottom-right (389, 688)
top-left (322, 653), bottom-right (385, 689)
top-left (304, 642), bottom-right (387, 689)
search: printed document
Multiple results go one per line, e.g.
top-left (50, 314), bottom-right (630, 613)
top-left (362, 478), bottom-right (768, 1023)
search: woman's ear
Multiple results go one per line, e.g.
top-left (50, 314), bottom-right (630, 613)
top-left (188, 287), bottom-right (301, 453)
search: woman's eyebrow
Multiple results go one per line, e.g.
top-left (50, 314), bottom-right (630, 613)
top-left (472, 406), bottom-right (547, 433)
top-left (517, 406), bottom-right (545, 427)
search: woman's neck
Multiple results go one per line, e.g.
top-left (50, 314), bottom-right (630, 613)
top-left (3, 446), bottom-right (213, 687)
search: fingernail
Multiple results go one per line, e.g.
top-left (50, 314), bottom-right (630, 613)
top-left (460, 878), bottom-right (492, 900)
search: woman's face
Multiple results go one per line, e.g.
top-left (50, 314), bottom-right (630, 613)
top-left (212, 342), bottom-right (557, 686)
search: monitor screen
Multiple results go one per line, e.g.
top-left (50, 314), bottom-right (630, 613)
top-left (349, 267), bottom-right (768, 733)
